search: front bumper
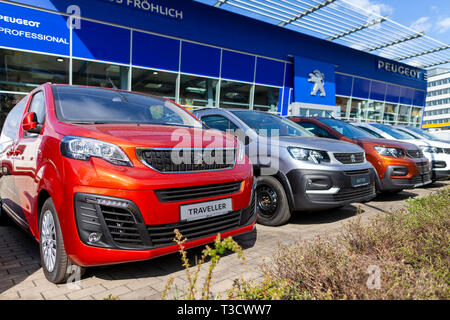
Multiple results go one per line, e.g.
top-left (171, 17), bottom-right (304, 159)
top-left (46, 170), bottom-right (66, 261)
top-left (432, 168), bottom-right (450, 181)
top-left (377, 163), bottom-right (432, 191)
top-left (423, 152), bottom-right (450, 181)
top-left (286, 167), bottom-right (377, 211)
top-left (61, 179), bottom-right (256, 267)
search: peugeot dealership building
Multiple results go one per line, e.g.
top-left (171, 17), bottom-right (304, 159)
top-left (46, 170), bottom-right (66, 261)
top-left (0, 0), bottom-right (428, 127)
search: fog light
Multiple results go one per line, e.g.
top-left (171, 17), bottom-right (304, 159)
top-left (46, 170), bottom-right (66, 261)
top-left (305, 176), bottom-right (332, 190)
top-left (96, 198), bottom-right (128, 208)
top-left (88, 232), bottom-right (102, 243)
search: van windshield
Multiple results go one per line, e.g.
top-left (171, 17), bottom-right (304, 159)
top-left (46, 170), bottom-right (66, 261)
top-left (52, 86), bottom-right (202, 128)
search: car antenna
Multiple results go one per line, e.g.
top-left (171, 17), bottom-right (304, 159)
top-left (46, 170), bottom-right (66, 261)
top-left (107, 77), bottom-right (129, 104)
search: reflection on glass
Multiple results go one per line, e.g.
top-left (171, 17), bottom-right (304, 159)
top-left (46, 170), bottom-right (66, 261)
top-left (383, 103), bottom-right (397, 124)
top-left (336, 96), bottom-right (350, 119)
top-left (180, 75), bottom-right (218, 108)
top-left (0, 49), bottom-right (69, 93)
top-left (0, 93), bottom-right (27, 129)
top-left (132, 68), bottom-right (177, 100)
top-left (367, 101), bottom-right (383, 122)
top-left (397, 105), bottom-right (411, 125)
top-left (309, 109), bottom-right (325, 117)
top-left (349, 99), bottom-right (368, 120)
top-left (253, 85), bottom-right (279, 112)
top-left (220, 80), bottom-right (251, 109)
top-left (410, 107), bottom-right (423, 127)
top-left (73, 60), bottom-right (129, 89)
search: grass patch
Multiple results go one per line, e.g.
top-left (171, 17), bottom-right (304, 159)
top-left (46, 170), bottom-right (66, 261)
top-left (229, 188), bottom-right (450, 300)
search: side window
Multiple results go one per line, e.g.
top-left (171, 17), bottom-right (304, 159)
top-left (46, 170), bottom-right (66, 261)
top-left (202, 115), bottom-right (232, 132)
top-left (28, 91), bottom-right (46, 125)
top-left (300, 122), bottom-right (335, 139)
top-left (1, 98), bottom-right (27, 141)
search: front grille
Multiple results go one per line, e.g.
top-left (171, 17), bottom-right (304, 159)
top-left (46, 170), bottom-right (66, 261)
top-left (344, 169), bottom-right (370, 176)
top-left (155, 181), bottom-right (242, 202)
top-left (307, 184), bottom-right (374, 203)
top-left (101, 206), bottom-right (144, 247)
top-left (147, 212), bottom-right (241, 248)
top-left (406, 150), bottom-right (424, 158)
top-left (444, 148), bottom-right (450, 154)
top-left (416, 162), bottom-right (430, 174)
top-left (138, 148), bottom-right (235, 173)
top-left (410, 173), bottom-right (431, 185)
top-left (334, 152), bottom-right (365, 164)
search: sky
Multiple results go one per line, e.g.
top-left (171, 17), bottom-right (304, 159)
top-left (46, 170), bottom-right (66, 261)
top-left (195, 0), bottom-right (450, 69)
top-left (349, 0), bottom-right (450, 44)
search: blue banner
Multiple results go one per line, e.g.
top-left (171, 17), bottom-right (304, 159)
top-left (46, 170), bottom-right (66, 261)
top-left (0, 1), bottom-right (70, 56)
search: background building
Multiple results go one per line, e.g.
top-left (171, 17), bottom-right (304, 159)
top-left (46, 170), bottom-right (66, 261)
top-left (0, 0), bottom-right (439, 129)
top-left (423, 68), bottom-right (450, 131)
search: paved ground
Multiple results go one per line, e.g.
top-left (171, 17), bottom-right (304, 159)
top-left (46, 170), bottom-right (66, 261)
top-left (0, 181), bottom-right (448, 300)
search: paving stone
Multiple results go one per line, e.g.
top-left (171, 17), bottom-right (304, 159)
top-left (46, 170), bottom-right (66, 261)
top-left (0, 183), bottom-right (447, 300)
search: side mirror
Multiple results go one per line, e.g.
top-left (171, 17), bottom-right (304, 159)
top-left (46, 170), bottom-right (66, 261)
top-left (22, 112), bottom-right (42, 134)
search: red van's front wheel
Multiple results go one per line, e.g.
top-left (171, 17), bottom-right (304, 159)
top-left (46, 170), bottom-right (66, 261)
top-left (39, 198), bottom-right (85, 284)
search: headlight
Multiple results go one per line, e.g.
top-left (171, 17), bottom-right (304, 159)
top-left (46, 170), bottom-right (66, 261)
top-left (374, 146), bottom-right (405, 158)
top-left (420, 146), bottom-right (442, 154)
top-left (288, 147), bottom-right (330, 164)
top-left (60, 136), bottom-right (132, 167)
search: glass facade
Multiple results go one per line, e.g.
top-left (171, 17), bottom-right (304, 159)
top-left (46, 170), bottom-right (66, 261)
top-left (335, 73), bottom-right (426, 127)
top-left (0, 2), bottom-right (426, 130)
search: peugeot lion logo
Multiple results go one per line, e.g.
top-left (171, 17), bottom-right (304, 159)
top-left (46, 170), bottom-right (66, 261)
top-left (308, 69), bottom-right (326, 97)
top-left (350, 154), bottom-right (356, 163)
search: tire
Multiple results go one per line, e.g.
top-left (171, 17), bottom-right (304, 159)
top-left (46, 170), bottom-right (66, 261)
top-left (255, 175), bottom-right (291, 226)
top-left (39, 198), bottom-right (85, 284)
top-left (0, 201), bottom-right (8, 225)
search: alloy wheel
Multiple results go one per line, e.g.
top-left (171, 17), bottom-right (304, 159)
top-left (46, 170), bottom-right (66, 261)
top-left (41, 210), bottom-right (57, 273)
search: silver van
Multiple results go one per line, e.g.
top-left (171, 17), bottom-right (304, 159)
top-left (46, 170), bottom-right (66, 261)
top-left (194, 109), bottom-right (376, 226)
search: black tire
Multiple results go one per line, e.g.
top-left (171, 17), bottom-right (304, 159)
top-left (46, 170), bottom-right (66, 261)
top-left (255, 175), bottom-right (291, 226)
top-left (39, 198), bottom-right (85, 284)
top-left (0, 201), bottom-right (8, 225)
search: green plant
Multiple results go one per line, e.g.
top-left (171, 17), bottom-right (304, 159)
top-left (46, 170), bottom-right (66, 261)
top-left (162, 229), bottom-right (245, 300)
top-left (229, 188), bottom-right (450, 300)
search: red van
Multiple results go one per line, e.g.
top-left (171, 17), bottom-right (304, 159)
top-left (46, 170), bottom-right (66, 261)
top-left (0, 83), bottom-right (256, 283)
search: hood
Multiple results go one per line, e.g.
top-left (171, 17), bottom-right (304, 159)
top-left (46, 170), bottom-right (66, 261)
top-left (412, 139), bottom-right (450, 148)
top-left (355, 137), bottom-right (420, 150)
top-left (276, 136), bottom-right (364, 153)
top-left (55, 123), bottom-right (237, 149)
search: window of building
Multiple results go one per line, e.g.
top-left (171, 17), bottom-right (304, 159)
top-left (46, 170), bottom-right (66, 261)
top-left (397, 105), bottom-right (411, 125)
top-left (131, 68), bottom-right (177, 100)
top-left (0, 49), bottom-right (69, 93)
top-left (349, 99), bottom-right (368, 120)
top-left (367, 101), bottom-right (383, 122)
top-left (253, 85), bottom-right (279, 112)
top-left (219, 80), bottom-right (252, 109)
top-left (180, 75), bottom-right (218, 108)
top-left (409, 107), bottom-right (423, 126)
top-left (383, 103), bottom-right (397, 124)
top-left (72, 59), bottom-right (129, 89)
top-left (336, 96), bottom-right (350, 119)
